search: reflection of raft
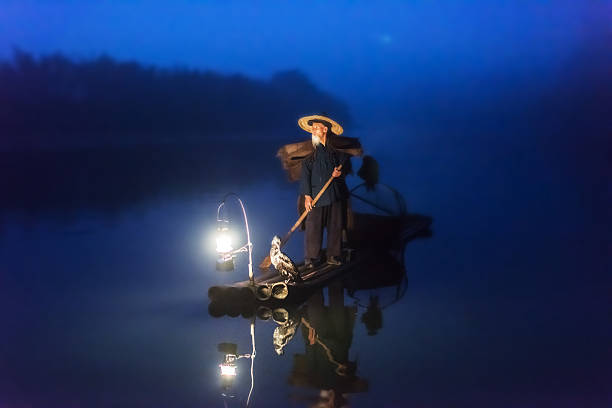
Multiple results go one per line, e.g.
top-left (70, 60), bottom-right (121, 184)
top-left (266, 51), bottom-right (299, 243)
top-left (207, 212), bottom-right (432, 307)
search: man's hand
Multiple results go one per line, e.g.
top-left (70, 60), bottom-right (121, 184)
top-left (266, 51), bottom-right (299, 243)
top-left (304, 195), bottom-right (313, 211)
top-left (332, 166), bottom-right (342, 178)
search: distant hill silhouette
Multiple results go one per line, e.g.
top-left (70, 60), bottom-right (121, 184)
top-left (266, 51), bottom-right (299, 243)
top-left (0, 49), bottom-right (351, 150)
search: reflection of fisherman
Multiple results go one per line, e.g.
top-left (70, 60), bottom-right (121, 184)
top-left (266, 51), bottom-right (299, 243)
top-left (298, 114), bottom-right (351, 268)
top-left (288, 282), bottom-right (367, 407)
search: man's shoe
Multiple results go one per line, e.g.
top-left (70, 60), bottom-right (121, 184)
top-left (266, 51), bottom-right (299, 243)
top-left (326, 256), bottom-right (342, 266)
top-left (304, 259), bottom-right (315, 269)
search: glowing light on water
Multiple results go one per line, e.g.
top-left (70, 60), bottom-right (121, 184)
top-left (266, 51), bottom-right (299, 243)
top-left (220, 363), bottom-right (237, 377)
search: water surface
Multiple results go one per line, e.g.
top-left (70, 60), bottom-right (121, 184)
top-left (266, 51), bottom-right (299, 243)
top-left (1, 126), bottom-right (609, 407)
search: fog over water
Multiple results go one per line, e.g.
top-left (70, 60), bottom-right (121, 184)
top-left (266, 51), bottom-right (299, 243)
top-left (1, 121), bottom-right (609, 406)
top-left (0, 1), bottom-right (610, 406)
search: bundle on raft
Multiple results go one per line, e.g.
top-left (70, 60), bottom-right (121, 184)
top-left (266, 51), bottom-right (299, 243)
top-left (276, 136), bottom-right (363, 182)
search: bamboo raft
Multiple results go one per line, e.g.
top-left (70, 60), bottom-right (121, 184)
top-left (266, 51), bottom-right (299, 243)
top-left (207, 212), bottom-right (432, 310)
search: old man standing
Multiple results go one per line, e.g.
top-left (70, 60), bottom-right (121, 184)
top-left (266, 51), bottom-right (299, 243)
top-left (298, 114), bottom-right (350, 268)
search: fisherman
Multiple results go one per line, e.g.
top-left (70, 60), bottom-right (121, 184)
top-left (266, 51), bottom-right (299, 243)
top-left (298, 114), bottom-right (350, 268)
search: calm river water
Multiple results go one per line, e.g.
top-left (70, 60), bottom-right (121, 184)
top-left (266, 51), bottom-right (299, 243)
top-left (0, 126), bottom-right (609, 407)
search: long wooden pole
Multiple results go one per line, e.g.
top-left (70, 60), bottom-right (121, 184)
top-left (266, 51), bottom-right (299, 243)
top-left (259, 164), bottom-right (342, 270)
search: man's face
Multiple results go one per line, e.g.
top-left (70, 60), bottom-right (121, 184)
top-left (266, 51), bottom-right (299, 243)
top-left (311, 122), bottom-right (328, 139)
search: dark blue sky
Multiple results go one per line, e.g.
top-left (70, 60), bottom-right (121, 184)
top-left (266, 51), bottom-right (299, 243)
top-left (1, 1), bottom-right (609, 118)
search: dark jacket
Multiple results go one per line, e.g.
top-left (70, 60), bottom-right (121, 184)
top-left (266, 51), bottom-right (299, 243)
top-left (299, 143), bottom-right (350, 207)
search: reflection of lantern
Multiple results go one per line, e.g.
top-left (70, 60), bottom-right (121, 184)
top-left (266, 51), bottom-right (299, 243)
top-left (215, 325), bottom-right (256, 406)
top-left (220, 363), bottom-right (237, 376)
top-left (219, 354), bottom-right (238, 377)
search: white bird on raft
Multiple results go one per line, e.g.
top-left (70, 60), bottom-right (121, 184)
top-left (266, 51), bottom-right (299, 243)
top-left (269, 235), bottom-right (302, 283)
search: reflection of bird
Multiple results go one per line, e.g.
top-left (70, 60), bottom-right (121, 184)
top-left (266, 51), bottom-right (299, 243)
top-left (270, 236), bottom-right (301, 283)
top-left (273, 316), bottom-right (300, 355)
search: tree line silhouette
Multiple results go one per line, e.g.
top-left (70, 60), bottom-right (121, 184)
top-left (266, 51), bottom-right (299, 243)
top-left (0, 49), bottom-right (350, 149)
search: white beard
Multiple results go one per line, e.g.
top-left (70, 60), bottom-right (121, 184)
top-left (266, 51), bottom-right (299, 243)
top-left (312, 135), bottom-right (321, 147)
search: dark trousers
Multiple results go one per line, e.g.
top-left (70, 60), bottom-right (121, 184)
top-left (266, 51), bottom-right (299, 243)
top-left (305, 200), bottom-right (343, 260)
